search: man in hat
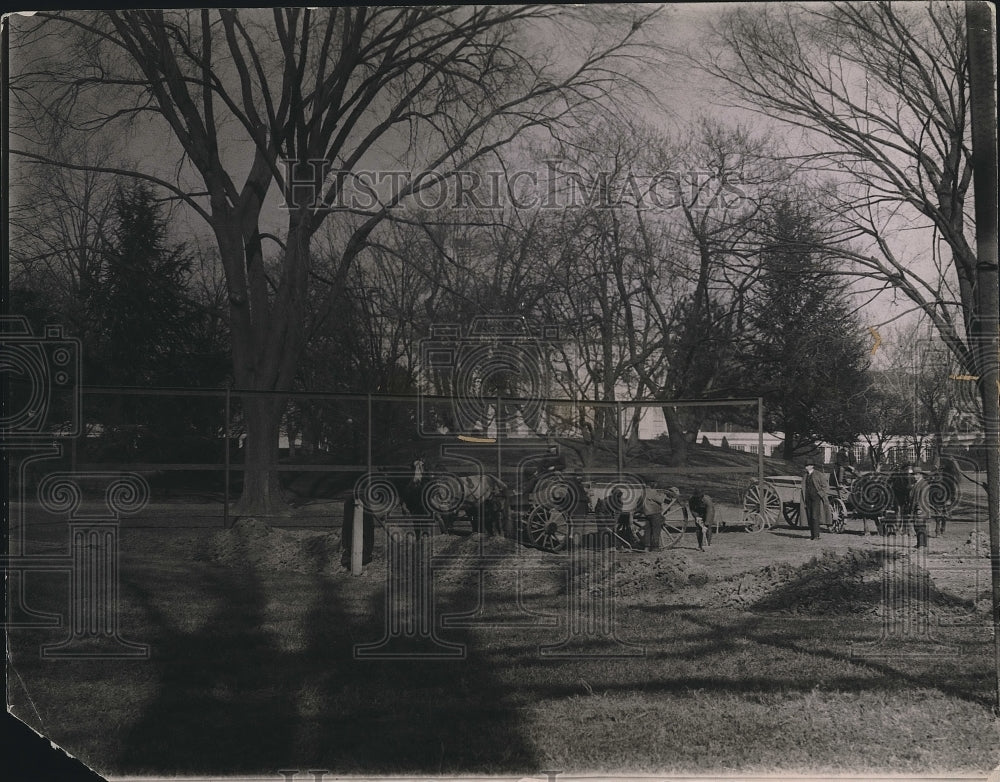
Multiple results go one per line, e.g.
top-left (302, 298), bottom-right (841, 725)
top-left (522, 444), bottom-right (566, 497)
top-left (639, 480), bottom-right (678, 552)
top-left (803, 461), bottom-right (831, 540)
top-left (687, 488), bottom-right (715, 551)
top-left (891, 462), bottom-right (927, 548)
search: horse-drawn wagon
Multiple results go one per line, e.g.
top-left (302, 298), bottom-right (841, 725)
top-left (843, 467), bottom-right (960, 536)
top-left (739, 475), bottom-right (848, 532)
top-left (515, 471), bottom-right (689, 553)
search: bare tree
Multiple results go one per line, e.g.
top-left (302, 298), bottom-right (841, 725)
top-left (9, 142), bottom-right (119, 343)
top-left (530, 117), bottom-right (779, 465)
top-left (10, 7), bottom-right (658, 513)
top-left (703, 1), bottom-right (999, 705)
top-left (702, 1), bottom-right (983, 398)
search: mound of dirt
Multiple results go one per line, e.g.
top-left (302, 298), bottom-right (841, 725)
top-left (964, 529), bottom-right (991, 557)
top-left (732, 549), bottom-right (887, 612)
top-left (613, 550), bottom-right (709, 597)
top-left (428, 537), bottom-right (710, 598)
top-left (713, 548), bottom-right (973, 616)
top-left (208, 517), bottom-right (343, 575)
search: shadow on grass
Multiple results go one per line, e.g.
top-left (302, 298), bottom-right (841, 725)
top-left (116, 532), bottom-right (538, 775)
top-left (627, 605), bottom-right (994, 710)
top-left (117, 568), bottom-right (299, 774)
top-left (295, 540), bottom-right (539, 774)
top-left (694, 610), bottom-right (993, 708)
top-left (512, 602), bottom-right (995, 712)
top-left (621, 548), bottom-right (992, 709)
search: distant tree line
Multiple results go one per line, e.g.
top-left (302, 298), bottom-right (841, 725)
top-left (8, 5), bottom-right (986, 508)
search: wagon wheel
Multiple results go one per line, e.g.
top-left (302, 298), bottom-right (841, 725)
top-left (829, 497), bottom-right (848, 533)
top-left (658, 499), bottom-right (688, 549)
top-left (526, 505), bottom-right (570, 552)
top-left (743, 480), bottom-right (781, 531)
top-left (782, 502), bottom-right (802, 528)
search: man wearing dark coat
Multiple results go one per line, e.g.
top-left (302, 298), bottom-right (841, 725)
top-left (891, 463), bottom-right (927, 548)
top-left (803, 462), bottom-right (831, 540)
top-left (934, 455), bottom-right (963, 536)
top-left (687, 488), bottom-right (715, 551)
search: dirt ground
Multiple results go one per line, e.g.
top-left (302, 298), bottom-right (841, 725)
top-left (9, 498), bottom-right (998, 778)
top-left (197, 502), bottom-right (994, 618)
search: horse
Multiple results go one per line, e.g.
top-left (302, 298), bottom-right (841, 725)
top-left (353, 458), bottom-right (431, 529)
top-left (435, 471), bottom-right (513, 537)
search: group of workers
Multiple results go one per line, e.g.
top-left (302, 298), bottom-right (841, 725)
top-left (803, 449), bottom-right (963, 548)
top-left (609, 484), bottom-right (715, 553)
top-left (343, 445), bottom-right (965, 568)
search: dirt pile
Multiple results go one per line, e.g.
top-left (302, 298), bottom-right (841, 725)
top-left (964, 529), bottom-right (991, 557)
top-left (429, 537), bottom-right (710, 597)
top-left (613, 551), bottom-right (709, 597)
top-left (713, 548), bottom-right (976, 616)
top-left (208, 517), bottom-right (344, 575)
top-left (716, 549), bottom-right (888, 613)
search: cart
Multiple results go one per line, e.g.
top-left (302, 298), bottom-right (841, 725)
top-left (516, 471), bottom-right (593, 552)
top-left (741, 475), bottom-right (848, 533)
top-left (582, 480), bottom-right (689, 551)
top-left (516, 473), bottom-right (687, 553)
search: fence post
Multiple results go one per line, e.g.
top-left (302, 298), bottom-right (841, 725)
top-left (351, 500), bottom-right (365, 576)
top-left (617, 402), bottom-right (624, 476)
top-left (224, 383), bottom-right (231, 529)
top-left (758, 397), bottom-right (765, 487)
top-left (367, 393), bottom-right (372, 475)
top-left (496, 393), bottom-right (502, 479)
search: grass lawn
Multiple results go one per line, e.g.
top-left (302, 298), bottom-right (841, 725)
top-left (6, 520), bottom-right (999, 779)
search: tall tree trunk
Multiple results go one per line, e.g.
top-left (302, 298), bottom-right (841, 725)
top-left (782, 433), bottom-right (797, 461)
top-left (220, 209), bottom-right (313, 517)
top-left (662, 406), bottom-right (688, 467)
top-left (234, 395), bottom-right (284, 516)
top-left (966, 0), bottom-right (1000, 714)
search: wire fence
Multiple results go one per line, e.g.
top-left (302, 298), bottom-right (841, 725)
top-left (11, 383), bottom-right (988, 530)
top-left (8, 386), bottom-right (775, 528)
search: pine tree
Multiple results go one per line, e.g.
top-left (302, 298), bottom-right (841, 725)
top-left (742, 199), bottom-right (869, 459)
top-left (89, 185), bottom-right (227, 459)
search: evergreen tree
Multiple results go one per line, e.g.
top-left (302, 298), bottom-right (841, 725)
top-left (742, 199), bottom-right (869, 459)
top-left (89, 185), bottom-right (228, 459)
top-left (93, 185), bottom-right (195, 386)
